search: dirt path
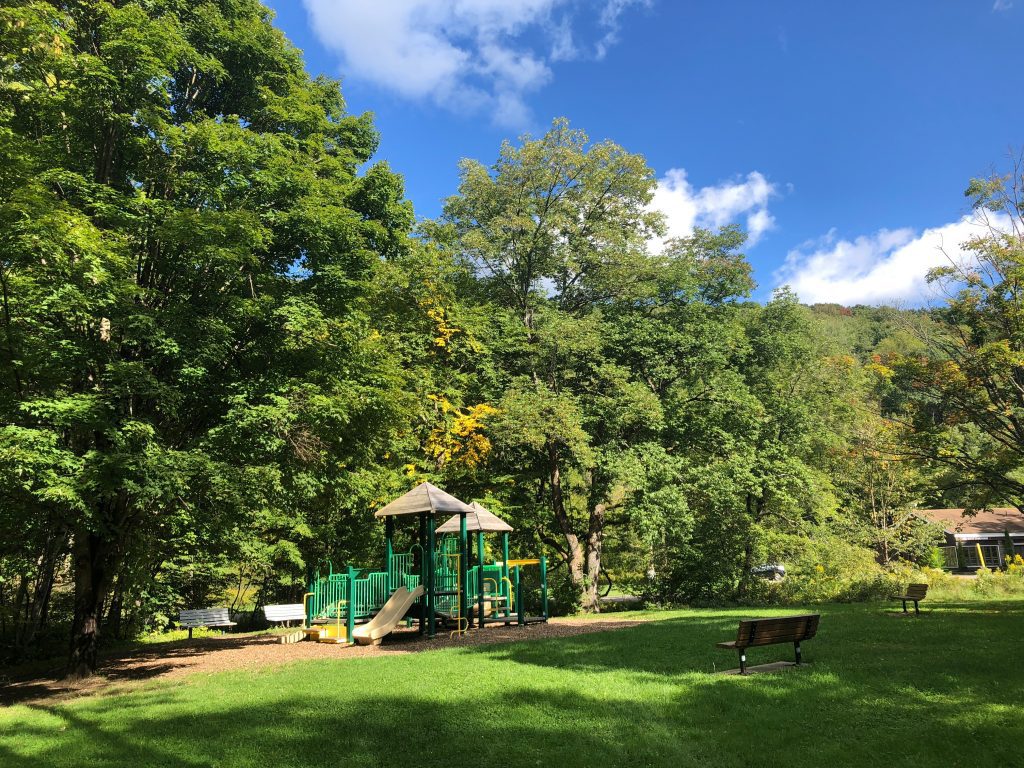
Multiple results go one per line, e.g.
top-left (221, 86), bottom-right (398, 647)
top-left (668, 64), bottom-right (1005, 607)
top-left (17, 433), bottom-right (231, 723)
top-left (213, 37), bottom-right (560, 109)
top-left (1, 618), bottom-right (643, 707)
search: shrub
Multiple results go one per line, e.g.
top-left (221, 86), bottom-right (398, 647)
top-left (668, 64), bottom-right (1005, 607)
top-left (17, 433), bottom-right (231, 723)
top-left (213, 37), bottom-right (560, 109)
top-left (746, 534), bottom-right (898, 605)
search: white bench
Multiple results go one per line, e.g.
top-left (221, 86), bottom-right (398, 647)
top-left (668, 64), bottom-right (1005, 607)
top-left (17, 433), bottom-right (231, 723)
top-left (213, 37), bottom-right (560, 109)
top-left (178, 607), bottom-right (236, 639)
top-left (263, 603), bottom-right (306, 626)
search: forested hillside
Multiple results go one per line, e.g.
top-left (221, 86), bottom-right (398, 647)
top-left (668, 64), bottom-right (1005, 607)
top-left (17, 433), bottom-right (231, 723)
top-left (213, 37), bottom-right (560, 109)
top-left (2, 1), bottom-right (1022, 676)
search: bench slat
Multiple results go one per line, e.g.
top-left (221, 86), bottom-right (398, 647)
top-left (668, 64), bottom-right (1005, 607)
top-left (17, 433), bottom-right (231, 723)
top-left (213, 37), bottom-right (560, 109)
top-left (716, 614), bottom-right (820, 673)
top-left (179, 607), bottom-right (234, 628)
top-left (899, 584), bottom-right (927, 600)
top-left (264, 604), bottom-right (306, 623)
top-left (733, 614), bottom-right (819, 648)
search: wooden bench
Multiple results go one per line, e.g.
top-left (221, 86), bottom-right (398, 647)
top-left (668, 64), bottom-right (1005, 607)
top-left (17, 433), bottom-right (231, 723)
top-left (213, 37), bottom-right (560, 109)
top-left (715, 614), bottom-right (820, 675)
top-left (896, 583), bottom-right (927, 615)
top-left (178, 607), bottom-right (236, 639)
top-left (263, 603), bottom-right (306, 627)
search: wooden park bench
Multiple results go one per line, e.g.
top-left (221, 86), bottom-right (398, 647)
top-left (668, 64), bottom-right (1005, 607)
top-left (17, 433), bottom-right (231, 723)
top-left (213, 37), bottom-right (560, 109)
top-left (178, 607), bottom-right (236, 639)
top-left (895, 583), bottom-right (927, 615)
top-left (715, 614), bottom-right (820, 675)
top-left (263, 603), bottom-right (306, 627)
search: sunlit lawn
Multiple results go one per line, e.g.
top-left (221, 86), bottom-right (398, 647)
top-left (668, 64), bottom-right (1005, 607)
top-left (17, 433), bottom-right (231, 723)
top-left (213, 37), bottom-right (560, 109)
top-left (3, 599), bottom-right (1022, 767)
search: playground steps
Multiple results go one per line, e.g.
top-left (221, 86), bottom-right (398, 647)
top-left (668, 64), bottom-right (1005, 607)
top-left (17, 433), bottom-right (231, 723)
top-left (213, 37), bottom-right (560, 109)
top-left (278, 630), bottom-right (307, 644)
top-left (303, 626), bottom-right (351, 644)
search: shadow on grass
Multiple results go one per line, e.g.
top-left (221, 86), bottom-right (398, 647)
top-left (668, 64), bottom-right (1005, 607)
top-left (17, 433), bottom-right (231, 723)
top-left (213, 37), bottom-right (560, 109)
top-left (3, 600), bottom-right (1021, 767)
top-left (468, 600), bottom-right (1024, 677)
top-left (0, 635), bottom-right (279, 706)
top-left (0, 619), bottom-right (639, 706)
top-left (3, 661), bottom-right (1021, 766)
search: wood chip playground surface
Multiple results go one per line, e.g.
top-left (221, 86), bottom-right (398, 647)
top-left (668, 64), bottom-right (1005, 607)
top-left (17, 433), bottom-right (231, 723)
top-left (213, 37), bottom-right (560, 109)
top-left (1, 617), bottom-right (642, 706)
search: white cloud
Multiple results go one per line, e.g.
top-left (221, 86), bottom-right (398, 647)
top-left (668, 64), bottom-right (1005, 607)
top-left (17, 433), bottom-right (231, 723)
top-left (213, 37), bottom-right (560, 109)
top-left (300, 0), bottom-right (648, 127)
top-left (993, 0), bottom-right (1013, 12)
top-left (651, 168), bottom-right (778, 249)
top-left (595, 0), bottom-right (650, 59)
top-left (773, 216), bottom-right (1003, 306)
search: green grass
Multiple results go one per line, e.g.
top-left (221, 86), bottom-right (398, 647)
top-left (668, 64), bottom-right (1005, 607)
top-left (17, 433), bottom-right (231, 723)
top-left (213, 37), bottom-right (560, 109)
top-left (3, 600), bottom-right (1022, 767)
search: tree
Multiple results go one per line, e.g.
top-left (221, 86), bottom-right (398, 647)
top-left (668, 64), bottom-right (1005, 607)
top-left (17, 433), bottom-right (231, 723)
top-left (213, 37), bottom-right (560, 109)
top-left (432, 119), bottom-right (664, 609)
top-left (0, 1), bottom-right (412, 675)
top-left (890, 158), bottom-right (1024, 511)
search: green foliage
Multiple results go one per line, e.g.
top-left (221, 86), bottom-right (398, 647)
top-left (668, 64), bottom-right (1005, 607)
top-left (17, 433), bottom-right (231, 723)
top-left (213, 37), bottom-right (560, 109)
top-left (746, 535), bottom-right (902, 605)
top-left (922, 562), bottom-right (1024, 600)
top-left (0, 0), bottom-right (415, 668)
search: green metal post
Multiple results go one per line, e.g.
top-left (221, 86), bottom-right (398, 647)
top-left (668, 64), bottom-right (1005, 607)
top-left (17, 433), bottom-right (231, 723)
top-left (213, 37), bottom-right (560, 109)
top-left (346, 565), bottom-right (356, 644)
top-left (467, 534), bottom-right (474, 625)
top-left (540, 555), bottom-right (549, 620)
top-left (307, 569), bottom-right (315, 626)
top-left (476, 529), bottom-right (485, 627)
top-left (515, 565), bottom-right (524, 625)
top-left (427, 515), bottom-right (437, 637)
top-left (418, 513), bottom-right (426, 633)
top-left (502, 532), bottom-right (510, 619)
top-left (459, 512), bottom-right (468, 630)
top-left (385, 516), bottom-right (394, 593)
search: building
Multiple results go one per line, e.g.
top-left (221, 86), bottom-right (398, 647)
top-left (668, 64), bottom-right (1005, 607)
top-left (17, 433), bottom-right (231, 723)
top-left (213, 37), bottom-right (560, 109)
top-left (916, 507), bottom-right (1024, 570)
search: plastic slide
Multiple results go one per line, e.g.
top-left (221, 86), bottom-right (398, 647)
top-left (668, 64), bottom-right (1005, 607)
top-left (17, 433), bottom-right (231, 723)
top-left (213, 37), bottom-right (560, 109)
top-left (351, 585), bottom-right (425, 646)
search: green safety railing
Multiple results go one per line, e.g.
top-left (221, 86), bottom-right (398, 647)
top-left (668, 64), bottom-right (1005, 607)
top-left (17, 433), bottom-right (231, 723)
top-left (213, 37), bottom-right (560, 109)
top-left (389, 552), bottom-right (415, 587)
top-left (355, 571), bottom-right (390, 617)
top-left (309, 551), bottom-right (425, 625)
top-left (308, 546), bottom-right (516, 627)
top-left (308, 573), bottom-right (349, 621)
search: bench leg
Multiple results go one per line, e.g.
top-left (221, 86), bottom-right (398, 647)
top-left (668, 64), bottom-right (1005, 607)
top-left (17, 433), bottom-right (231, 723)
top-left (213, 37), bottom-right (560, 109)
top-left (188, 627), bottom-right (193, 640)
top-left (913, 600), bottom-right (919, 616)
top-left (794, 641), bottom-right (802, 665)
top-left (739, 651), bottom-right (746, 675)
top-left (902, 599), bottom-right (908, 613)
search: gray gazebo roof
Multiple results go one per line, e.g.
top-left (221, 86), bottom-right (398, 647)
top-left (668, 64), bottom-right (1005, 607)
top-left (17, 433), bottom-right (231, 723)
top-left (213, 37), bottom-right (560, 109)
top-left (435, 502), bottom-right (514, 534)
top-left (374, 482), bottom-right (474, 518)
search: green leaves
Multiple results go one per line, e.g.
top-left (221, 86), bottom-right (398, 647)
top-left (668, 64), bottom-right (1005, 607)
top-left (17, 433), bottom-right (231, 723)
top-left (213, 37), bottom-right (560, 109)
top-left (442, 117), bottom-right (663, 317)
top-left (0, 1), bottom-right (418, 661)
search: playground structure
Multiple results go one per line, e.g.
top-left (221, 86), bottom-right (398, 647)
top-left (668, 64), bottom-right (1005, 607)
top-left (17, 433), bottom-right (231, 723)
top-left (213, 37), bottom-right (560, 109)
top-left (303, 483), bottom-right (549, 645)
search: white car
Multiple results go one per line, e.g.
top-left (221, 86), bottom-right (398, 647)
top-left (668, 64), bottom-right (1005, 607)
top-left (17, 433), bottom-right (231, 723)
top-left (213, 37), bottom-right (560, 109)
top-left (751, 563), bottom-right (786, 581)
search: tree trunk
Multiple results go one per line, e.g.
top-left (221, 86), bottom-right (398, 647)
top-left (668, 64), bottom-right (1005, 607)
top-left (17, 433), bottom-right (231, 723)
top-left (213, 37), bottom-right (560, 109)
top-left (547, 442), bottom-right (585, 601)
top-left (582, 502), bottom-right (606, 612)
top-left (105, 579), bottom-right (123, 640)
top-left (736, 493), bottom-right (760, 600)
top-left (66, 532), bottom-right (114, 680)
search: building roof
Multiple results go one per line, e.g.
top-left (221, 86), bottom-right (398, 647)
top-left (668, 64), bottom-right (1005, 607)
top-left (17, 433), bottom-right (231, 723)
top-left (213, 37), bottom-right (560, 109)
top-left (436, 502), bottom-right (514, 534)
top-left (374, 482), bottom-right (474, 518)
top-left (915, 508), bottom-right (1024, 536)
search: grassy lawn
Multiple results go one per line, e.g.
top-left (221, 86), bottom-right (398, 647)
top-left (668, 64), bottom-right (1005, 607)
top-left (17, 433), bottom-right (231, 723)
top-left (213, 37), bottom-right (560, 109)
top-left (2, 600), bottom-right (1022, 767)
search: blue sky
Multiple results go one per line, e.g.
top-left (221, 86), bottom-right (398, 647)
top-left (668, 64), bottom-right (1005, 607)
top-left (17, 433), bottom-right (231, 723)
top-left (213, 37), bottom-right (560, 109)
top-left (264, 1), bottom-right (1022, 305)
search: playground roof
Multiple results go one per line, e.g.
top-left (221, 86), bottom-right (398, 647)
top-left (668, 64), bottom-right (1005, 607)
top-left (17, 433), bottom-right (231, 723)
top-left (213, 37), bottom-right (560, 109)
top-left (436, 502), bottom-right (514, 534)
top-left (374, 482), bottom-right (474, 518)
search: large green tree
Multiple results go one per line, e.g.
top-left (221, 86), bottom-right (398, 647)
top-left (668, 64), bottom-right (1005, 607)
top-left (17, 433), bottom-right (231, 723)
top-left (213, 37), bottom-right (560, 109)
top-left (0, 1), bottom-right (412, 675)
top-left (430, 119), bottom-right (665, 609)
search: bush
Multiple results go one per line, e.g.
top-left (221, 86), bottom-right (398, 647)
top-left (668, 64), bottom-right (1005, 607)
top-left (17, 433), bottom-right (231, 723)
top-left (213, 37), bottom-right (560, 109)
top-left (913, 560), bottom-right (1024, 600)
top-left (745, 534), bottom-right (899, 605)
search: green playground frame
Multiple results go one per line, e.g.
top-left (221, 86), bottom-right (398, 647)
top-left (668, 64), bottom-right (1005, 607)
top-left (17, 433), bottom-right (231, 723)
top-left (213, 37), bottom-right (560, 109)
top-left (306, 510), bottom-right (548, 641)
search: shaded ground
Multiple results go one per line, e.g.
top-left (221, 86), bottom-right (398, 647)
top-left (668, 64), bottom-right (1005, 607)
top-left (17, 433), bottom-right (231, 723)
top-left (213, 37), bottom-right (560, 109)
top-left (0, 617), bottom-right (641, 706)
top-left (3, 601), bottom-right (1022, 768)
